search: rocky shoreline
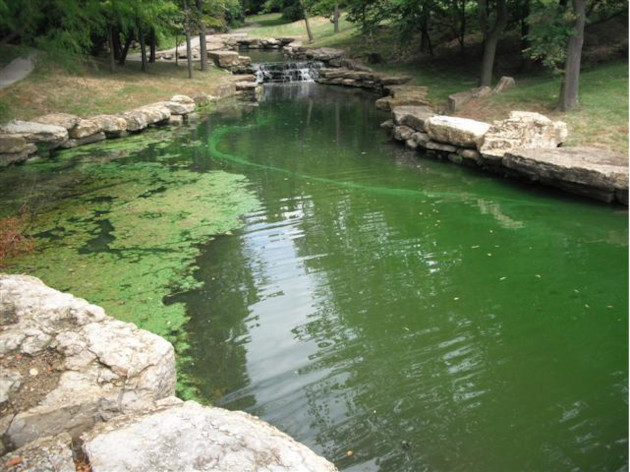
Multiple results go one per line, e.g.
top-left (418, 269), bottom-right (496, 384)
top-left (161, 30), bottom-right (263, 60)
top-left (0, 77), bottom-right (261, 167)
top-left (0, 274), bottom-right (337, 471)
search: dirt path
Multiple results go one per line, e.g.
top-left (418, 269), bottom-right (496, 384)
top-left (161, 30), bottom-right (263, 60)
top-left (0, 52), bottom-right (37, 90)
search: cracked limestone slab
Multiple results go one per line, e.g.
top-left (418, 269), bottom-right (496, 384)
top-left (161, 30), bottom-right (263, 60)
top-left (82, 399), bottom-right (339, 472)
top-left (0, 274), bottom-right (176, 451)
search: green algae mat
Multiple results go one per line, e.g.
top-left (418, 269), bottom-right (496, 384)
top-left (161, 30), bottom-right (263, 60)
top-left (1, 124), bottom-right (258, 397)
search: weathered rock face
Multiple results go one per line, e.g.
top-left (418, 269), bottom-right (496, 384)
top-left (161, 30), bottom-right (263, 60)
top-left (69, 119), bottom-right (100, 139)
top-left (1, 433), bottom-right (75, 472)
top-left (82, 399), bottom-right (338, 472)
top-left (90, 115), bottom-right (128, 136)
top-left (480, 111), bottom-right (568, 159)
top-left (0, 134), bottom-right (29, 154)
top-left (317, 68), bottom-right (384, 91)
top-left (424, 116), bottom-right (490, 149)
top-left (121, 103), bottom-right (172, 132)
top-left (31, 113), bottom-right (80, 131)
top-left (391, 105), bottom-right (435, 132)
top-left (0, 121), bottom-right (68, 148)
top-left (503, 147), bottom-right (629, 204)
top-left (0, 274), bottom-right (176, 451)
top-left (209, 50), bottom-right (239, 67)
top-left (286, 47), bottom-right (346, 64)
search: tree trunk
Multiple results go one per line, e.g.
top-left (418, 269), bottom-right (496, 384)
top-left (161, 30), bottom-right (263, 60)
top-left (333, 3), bottom-right (340, 33)
top-left (176, 35), bottom-right (179, 66)
top-left (184, 0), bottom-right (194, 78)
top-left (112, 27), bottom-right (122, 61)
top-left (478, 0), bottom-right (507, 86)
top-left (107, 25), bottom-right (116, 73)
top-left (149, 28), bottom-right (156, 63)
top-left (197, 0), bottom-right (208, 71)
top-left (139, 25), bottom-right (147, 72)
top-left (299, 0), bottom-right (314, 42)
top-left (459, 0), bottom-right (466, 57)
top-left (119, 35), bottom-right (133, 66)
top-left (559, 0), bottom-right (585, 110)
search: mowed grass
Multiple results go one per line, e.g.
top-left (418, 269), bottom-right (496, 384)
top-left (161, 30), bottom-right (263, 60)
top-left (455, 61), bottom-right (629, 153)
top-left (0, 57), bottom-right (235, 122)
top-left (243, 12), bottom-right (355, 44)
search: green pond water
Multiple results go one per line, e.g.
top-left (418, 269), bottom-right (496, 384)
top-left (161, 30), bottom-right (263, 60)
top-left (2, 83), bottom-right (628, 471)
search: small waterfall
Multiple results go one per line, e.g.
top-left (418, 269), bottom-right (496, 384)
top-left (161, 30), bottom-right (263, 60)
top-left (253, 61), bottom-right (323, 84)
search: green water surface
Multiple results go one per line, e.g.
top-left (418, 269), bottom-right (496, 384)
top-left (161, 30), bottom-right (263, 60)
top-left (177, 84), bottom-right (628, 471)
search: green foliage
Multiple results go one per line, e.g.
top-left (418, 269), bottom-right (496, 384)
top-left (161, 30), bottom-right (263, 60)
top-left (525, 2), bottom-right (574, 72)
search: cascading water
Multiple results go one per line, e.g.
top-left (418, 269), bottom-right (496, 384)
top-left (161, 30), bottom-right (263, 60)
top-left (253, 61), bottom-right (323, 84)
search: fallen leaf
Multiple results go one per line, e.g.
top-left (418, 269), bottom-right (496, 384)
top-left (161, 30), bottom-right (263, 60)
top-left (5, 457), bottom-right (23, 467)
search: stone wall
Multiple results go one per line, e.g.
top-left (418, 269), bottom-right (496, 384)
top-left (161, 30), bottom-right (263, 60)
top-left (0, 79), bottom-right (260, 167)
top-left (0, 274), bottom-right (338, 471)
top-left (385, 106), bottom-right (629, 205)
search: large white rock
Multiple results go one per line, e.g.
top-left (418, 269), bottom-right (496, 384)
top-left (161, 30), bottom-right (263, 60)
top-left (503, 146), bottom-right (629, 204)
top-left (31, 113), bottom-right (80, 131)
top-left (90, 115), bottom-right (128, 135)
top-left (479, 111), bottom-right (568, 160)
top-left (121, 104), bottom-right (171, 131)
top-left (424, 116), bottom-right (490, 149)
top-left (0, 275), bottom-right (176, 450)
top-left (0, 120), bottom-right (68, 148)
top-left (69, 119), bottom-right (100, 139)
top-left (391, 105), bottom-right (435, 132)
top-left (82, 400), bottom-right (338, 472)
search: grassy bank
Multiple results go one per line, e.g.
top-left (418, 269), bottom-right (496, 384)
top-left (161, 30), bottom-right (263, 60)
top-left (0, 53), bottom-right (235, 123)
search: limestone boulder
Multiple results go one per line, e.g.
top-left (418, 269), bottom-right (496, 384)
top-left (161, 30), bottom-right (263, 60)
top-left (503, 146), bottom-right (629, 204)
top-left (161, 100), bottom-right (195, 115)
top-left (424, 116), bottom-right (490, 149)
top-left (0, 143), bottom-right (37, 167)
top-left (69, 119), bottom-right (100, 139)
top-left (121, 110), bottom-right (148, 132)
top-left (480, 111), bottom-right (568, 159)
top-left (90, 115), bottom-right (127, 136)
top-left (209, 50), bottom-right (240, 68)
top-left (0, 274), bottom-right (176, 451)
top-left (122, 104), bottom-right (171, 131)
top-left (0, 121), bottom-right (68, 148)
top-left (171, 94), bottom-right (195, 105)
top-left (213, 82), bottom-right (237, 99)
top-left (82, 400), bottom-right (338, 472)
top-left (0, 134), bottom-right (28, 154)
top-left (391, 105), bottom-right (435, 132)
top-left (305, 47), bottom-right (345, 62)
top-left (493, 76), bottom-right (515, 94)
top-left (31, 113), bottom-right (80, 131)
top-left (1, 433), bottom-right (75, 472)
top-left (393, 125), bottom-right (414, 142)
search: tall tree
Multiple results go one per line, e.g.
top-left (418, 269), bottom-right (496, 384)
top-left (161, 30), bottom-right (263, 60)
top-left (558, 0), bottom-right (585, 110)
top-left (299, 0), bottom-right (315, 42)
top-left (183, 0), bottom-right (194, 78)
top-left (478, 0), bottom-right (507, 86)
top-left (196, 0), bottom-right (209, 71)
